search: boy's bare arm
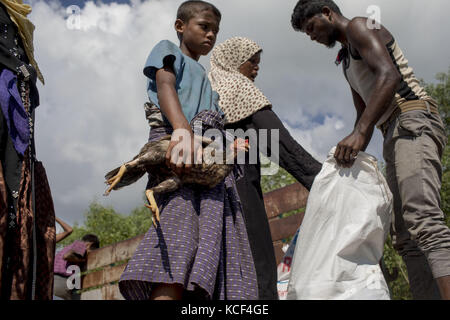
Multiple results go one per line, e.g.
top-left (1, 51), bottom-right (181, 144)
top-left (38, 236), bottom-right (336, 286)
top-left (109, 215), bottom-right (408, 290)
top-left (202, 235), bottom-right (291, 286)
top-left (156, 66), bottom-right (191, 132)
top-left (335, 19), bottom-right (400, 167)
top-left (155, 66), bottom-right (197, 174)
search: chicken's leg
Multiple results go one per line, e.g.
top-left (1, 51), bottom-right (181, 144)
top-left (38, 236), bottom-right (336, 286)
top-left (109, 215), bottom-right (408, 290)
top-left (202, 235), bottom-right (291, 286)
top-left (145, 189), bottom-right (160, 227)
top-left (104, 157), bottom-right (143, 196)
top-left (145, 176), bottom-right (181, 227)
top-left (104, 164), bottom-right (127, 196)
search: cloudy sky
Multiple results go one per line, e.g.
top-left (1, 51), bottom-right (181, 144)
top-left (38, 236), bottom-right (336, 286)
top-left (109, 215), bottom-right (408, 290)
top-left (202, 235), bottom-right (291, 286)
top-left (21, 0), bottom-right (450, 227)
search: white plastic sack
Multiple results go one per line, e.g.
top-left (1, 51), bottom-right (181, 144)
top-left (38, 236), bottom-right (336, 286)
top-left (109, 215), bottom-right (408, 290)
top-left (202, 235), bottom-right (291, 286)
top-left (277, 227), bottom-right (301, 300)
top-left (287, 147), bottom-right (393, 300)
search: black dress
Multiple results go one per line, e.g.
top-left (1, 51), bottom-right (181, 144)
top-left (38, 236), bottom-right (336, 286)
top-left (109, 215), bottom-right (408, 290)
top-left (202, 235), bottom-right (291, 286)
top-left (226, 106), bottom-right (322, 299)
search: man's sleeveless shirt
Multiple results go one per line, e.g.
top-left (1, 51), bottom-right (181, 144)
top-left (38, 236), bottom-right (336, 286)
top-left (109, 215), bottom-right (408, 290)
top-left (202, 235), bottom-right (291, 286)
top-left (342, 38), bottom-right (434, 128)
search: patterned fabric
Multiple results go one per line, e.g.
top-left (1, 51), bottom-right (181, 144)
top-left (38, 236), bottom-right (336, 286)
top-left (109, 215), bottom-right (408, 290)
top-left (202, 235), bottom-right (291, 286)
top-left (208, 37), bottom-right (271, 124)
top-left (0, 0), bottom-right (44, 84)
top-left (0, 155), bottom-right (56, 299)
top-left (119, 111), bottom-right (258, 300)
top-left (0, 68), bottom-right (31, 155)
top-left (0, 78), bottom-right (55, 300)
top-left (33, 161), bottom-right (56, 299)
top-left (0, 164), bottom-right (8, 295)
top-left (54, 240), bottom-right (86, 277)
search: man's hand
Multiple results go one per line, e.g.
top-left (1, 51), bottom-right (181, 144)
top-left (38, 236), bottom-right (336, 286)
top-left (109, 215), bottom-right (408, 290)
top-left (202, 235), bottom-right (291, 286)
top-left (334, 129), bottom-right (368, 168)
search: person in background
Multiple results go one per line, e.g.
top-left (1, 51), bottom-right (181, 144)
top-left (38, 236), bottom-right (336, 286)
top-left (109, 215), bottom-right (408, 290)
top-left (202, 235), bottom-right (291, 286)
top-left (53, 234), bottom-right (99, 300)
top-left (55, 217), bottom-right (73, 243)
top-left (209, 36), bottom-right (322, 299)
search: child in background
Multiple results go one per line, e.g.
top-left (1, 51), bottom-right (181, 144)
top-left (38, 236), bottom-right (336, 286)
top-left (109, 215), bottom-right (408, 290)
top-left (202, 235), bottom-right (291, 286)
top-left (53, 234), bottom-right (99, 300)
top-left (118, 1), bottom-right (258, 300)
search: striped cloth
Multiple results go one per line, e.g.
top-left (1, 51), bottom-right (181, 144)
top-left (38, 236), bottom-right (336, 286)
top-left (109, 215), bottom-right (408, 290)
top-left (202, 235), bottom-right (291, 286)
top-left (118, 110), bottom-right (258, 300)
top-left (54, 240), bottom-right (86, 277)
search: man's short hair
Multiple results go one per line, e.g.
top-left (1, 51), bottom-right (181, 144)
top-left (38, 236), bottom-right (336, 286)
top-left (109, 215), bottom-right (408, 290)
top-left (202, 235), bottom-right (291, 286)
top-left (177, 0), bottom-right (221, 23)
top-left (291, 0), bottom-right (342, 31)
top-left (82, 234), bottom-right (100, 249)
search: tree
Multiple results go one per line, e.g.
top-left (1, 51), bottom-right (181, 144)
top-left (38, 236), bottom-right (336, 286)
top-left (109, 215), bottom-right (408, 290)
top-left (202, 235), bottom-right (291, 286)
top-left (57, 201), bottom-right (152, 249)
top-left (260, 155), bottom-right (297, 194)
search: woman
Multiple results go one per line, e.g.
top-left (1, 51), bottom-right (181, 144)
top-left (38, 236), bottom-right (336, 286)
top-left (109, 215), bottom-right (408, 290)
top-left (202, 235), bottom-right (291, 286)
top-left (209, 37), bottom-right (322, 299)
top-left (0, 0), bottom-right (55, 300)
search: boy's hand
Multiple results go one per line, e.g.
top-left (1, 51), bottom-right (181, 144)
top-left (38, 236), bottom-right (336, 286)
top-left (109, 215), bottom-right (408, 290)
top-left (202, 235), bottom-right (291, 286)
top-left (166, 128), bottom-right (203, 175)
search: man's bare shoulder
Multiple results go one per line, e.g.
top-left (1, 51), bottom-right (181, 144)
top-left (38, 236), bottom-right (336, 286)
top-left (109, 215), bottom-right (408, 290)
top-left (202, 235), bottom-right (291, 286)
top-left (346, 17), bottom-right (371, 36)
top-left (346, 17), bottom-right (392, 44)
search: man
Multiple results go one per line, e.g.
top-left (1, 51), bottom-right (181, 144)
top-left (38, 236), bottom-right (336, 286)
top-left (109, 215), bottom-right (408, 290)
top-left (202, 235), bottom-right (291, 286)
top-left (290, 0), bottom-right (449, 299)
top-left (53, 234), bottom-right (99, 300)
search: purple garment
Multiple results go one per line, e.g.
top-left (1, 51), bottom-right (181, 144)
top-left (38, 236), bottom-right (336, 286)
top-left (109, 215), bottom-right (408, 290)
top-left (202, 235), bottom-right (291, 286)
top-left (119, 111), bottom-right (258, 300)
top-left (54, 240), bottom-right (87, 277)
top-left (0, 68), bottom-right (30, 156)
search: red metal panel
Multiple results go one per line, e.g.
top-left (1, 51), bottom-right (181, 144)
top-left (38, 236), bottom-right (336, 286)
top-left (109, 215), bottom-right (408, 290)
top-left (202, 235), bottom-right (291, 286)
top-left (264, 183), bottom-right (309, 220)
top-left (86, 234), bottom-right (144, 270)
top-left (269, 212), bottom-right (304, 242)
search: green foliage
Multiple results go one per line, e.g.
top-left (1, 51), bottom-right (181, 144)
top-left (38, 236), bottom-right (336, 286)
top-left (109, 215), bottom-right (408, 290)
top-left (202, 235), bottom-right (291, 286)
top-left (422, 68), bottom-right (450, 135)
top-left (382, 237), bottom-right (413, 300)
top-left (57, 200), bottom-right (152, 249)
top-left (442, 144), bottom-right (450, 225)
top-left (260, 162), bottom-right (297, 194)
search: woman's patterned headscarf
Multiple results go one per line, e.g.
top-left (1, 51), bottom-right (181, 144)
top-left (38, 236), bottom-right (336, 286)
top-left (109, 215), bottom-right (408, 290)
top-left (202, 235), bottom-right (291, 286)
top-left (209, 37), bottom-right (271, 124)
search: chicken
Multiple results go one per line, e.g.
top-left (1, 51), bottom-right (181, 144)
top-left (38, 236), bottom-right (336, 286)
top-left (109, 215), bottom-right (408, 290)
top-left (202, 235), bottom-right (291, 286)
top-left (104, 118), bottom-right (248, 227)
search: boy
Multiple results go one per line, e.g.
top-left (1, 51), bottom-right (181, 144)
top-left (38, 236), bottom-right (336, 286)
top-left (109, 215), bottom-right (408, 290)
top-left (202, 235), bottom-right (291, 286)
top-left (118, 1), bottom-right (258, 300)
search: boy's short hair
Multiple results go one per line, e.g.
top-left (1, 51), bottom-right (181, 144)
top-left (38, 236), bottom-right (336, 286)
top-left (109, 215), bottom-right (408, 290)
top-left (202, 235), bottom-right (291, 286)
top-left (82, 234), bottom-right (100, 249)
top-left (177, 0), bottom-right (221, 23)
top-left (291, 0), bottom-right (342, 31)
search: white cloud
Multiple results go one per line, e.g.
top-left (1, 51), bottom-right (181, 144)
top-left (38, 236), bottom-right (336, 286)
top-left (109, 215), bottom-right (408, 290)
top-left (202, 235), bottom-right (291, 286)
top-left (27, 0), bottom-right (449, 224)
